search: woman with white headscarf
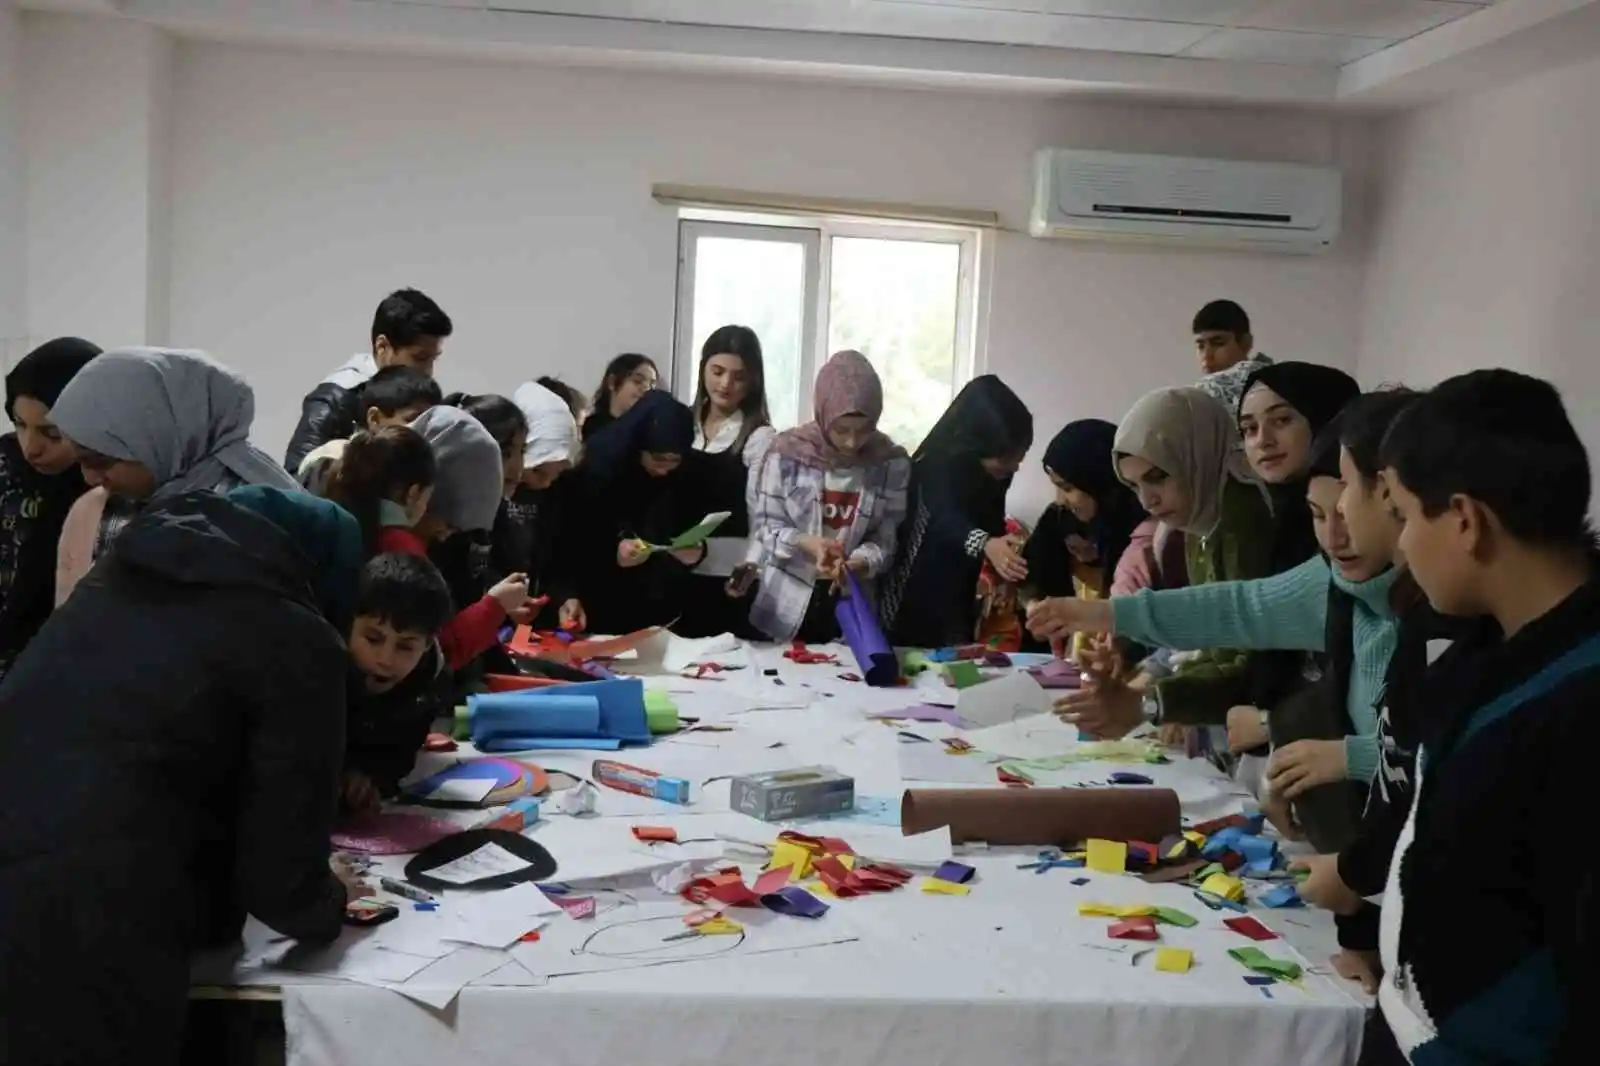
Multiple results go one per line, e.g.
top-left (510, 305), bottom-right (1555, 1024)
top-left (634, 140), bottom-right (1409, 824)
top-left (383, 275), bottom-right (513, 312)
top-left (501, 381), bottom-right (585, 630)
top-left (49, 347), bottom-right (298, 604)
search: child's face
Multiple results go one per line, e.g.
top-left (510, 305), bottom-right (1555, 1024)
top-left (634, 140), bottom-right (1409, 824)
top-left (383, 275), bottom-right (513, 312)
top-left (1239, 384), bottom-right (1313, 484)
top-left (1335, 447), bottom-right (1401, 569)
top-left (366, 403), bottom-right (431, 432)
top-left (1308, 475), bottom-right (1380, 581)
top-left (610, 365), bottom-right (657, 415)
top-left (349, 614), bottom-right (431, 693)
top-left (10, 396), bottom-right (77, 476)
top-left (1047, 469), bottom-right (1097, 522)
top-left (1386, 468), bottom-right (1480, 616)
top-left (1115, 454), bottom-right (1188, 526)
top-left (639, 451), bottom-right (681, 477)
top-left (74, 446), bottom-right (157, 499)
top-left (522, 459), bottom-right (571, 491)
top-left (1194, 330), bottom-right (1251, 375)
top-left (703, 354), bottom-right (749, 414)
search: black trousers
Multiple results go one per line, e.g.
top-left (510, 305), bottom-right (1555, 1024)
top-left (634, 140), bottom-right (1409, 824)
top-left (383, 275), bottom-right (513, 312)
top-left (1336, 901), bottom-right (1382, 950)
top-left (796, 582), bottom-right (841, 644)
top-left (1356, 1007), bottom-right (1408, 1066)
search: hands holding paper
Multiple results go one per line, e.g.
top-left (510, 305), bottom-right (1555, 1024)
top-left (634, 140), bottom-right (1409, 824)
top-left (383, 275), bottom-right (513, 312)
top-left (1026, 596), bottom-right (1114, 642)
top-left (1267, 739), bottom-right (1346, 799)
top-left (1289, 853), bottom-right (1363, 915)
top-left (490, 573), bottom-right (545, 623)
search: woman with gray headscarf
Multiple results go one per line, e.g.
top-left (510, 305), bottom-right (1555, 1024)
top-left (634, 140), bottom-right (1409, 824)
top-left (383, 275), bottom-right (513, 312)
top-left (50, 347), bottom-right (298, 603)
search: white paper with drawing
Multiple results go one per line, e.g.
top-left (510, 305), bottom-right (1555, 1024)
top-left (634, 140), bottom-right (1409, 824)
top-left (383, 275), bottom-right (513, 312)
top-left (423, 842), bottom-right (535, 885)
top-left (952, 671), bottom-right (1053, 729)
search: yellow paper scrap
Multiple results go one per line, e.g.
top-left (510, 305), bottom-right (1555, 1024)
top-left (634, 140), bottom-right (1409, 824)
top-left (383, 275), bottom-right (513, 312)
top-left (801, 879), bottom-right (836, 899)
top-left (1078, 902), bottom-right (1155, 918)
top-left (1182, 830), bottom-right (1207, 848)
top-left (1085, 839), bottom-right (1127, 875)
top-left (920, 877), bottom-right (971, 896)
top-left (696, 917), bottom-right (743, 936)
top-left (1155, 948), bottom-right (1193, 974)
top-left (768, 841), bottom-right (813, 880)
top-left (1200, 873), bottom-right (1246, 902)
top-left (837, 853), bottom-right (857, 870)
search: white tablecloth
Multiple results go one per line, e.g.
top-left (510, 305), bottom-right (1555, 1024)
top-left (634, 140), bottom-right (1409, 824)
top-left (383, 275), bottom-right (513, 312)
top-left (205, 642), bottom-right (1367, 1066)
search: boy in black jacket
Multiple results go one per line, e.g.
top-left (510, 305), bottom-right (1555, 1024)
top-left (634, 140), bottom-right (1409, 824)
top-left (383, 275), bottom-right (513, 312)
top-left (340, 552), bottom-right (455, 811)
top-left (1350, 369), bottom-right (1595, 1065)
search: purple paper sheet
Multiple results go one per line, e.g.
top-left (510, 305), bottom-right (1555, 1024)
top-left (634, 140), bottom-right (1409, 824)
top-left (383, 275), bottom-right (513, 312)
top-left (835, 571), bottom-right (899, 687)
top-left (868, 704), bottom-right (965, 727)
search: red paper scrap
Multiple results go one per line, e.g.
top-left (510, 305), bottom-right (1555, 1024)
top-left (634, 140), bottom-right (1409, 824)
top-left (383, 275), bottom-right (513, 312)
top-left (777, 830), bottom-right (854, 856)
top-left (752, 866), bottom-right (793, 895)
top-left (1109, 917), bottom-right (1160, 941)
top-left (682, 867), bottom-right (761, 907)
top-left (1219, 850), bottom-right (1246, 872)
top-left (631, 825), bottom-right (678, 843)
top-left (519, 930), bottom-right (541, 943)
top-left (996, 768), bottom-right (1034, 788)
top-left (553, 895), bottom-right (597, 920)
top-left (784, 641), bottom-right (840, 665)
top-left (1224, 916), bottom-right (1280, 941)
top-left (1126, 841), bottom-right (1159, 868)
top-left (423, 732), bottom-right (458, 752)
top-left (1192, 814), bottom-right (1250, 836)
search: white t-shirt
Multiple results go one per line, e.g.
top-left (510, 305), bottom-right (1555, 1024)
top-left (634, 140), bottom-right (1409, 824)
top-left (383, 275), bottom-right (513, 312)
top-left (821, 468), bottom-right (864, 535)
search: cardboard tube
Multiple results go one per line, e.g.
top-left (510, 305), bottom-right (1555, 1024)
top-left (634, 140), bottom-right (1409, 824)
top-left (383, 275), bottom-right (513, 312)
top-left (901, 788), bottom-right (1180, 847)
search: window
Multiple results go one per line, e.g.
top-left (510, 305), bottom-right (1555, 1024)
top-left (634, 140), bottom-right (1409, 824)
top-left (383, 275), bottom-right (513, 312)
top-left (672, 213), bottom-right (979, 450)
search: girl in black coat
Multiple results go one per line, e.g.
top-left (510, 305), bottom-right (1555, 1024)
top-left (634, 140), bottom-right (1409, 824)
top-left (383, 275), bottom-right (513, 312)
top-left (882, 375), bottom-right (1033, 648)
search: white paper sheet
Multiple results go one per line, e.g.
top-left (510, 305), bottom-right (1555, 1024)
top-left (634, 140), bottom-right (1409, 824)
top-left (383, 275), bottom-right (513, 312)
top-left (962, 713), bottom-right (1083, 759)
top-left (895, 742), bottom-right (1003, 785)
top-left (529, 817), bottom-right (703, 884)
top-left (441, 882), bottom-right (562, 948)
top-left (423, 842), bottom-right (536, 885)
top-left (822, 825), bottom-right (951, 867)
top-left (952, 671), bottom-right (1054, 729)
top-left (374, 945), bottom-right (521, 1009)
top-left (662, 632), bottom-right (743, 673)
top-left (277, 938), bottom-right (440, 985)
top-left (427, 776), bottom-right (498, 804)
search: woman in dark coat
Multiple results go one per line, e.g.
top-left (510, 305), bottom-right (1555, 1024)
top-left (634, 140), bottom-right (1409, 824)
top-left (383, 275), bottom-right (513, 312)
top-left (573, 390), bottom-right (710, 633)
top-left (0, 488), bottom-right (361, 1066)
top-left (882, 375), bottom-right (1033, 648)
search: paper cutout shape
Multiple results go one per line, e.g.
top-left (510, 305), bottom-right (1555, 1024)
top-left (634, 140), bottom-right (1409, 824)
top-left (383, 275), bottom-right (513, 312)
top-left (752, 866), bottom-right (794, 896)
top-left (403, 758), bottom-right (544, 808)
top-left (1258, 884), bottom-right (1303, 909)
top-left (1228, 946), bottom-right (1302, 981)
top-left (645, 511), bottom-right (731, 551)
top-left (553, 895), bottom-right (597, 920)
top-left (470, 677), bottom-right (651, 750)
top-left (933, 860), bottom-right (975, 884)
top-left (507, 625), bottom-right (663, 664)
top-left (762, 885), bottom-right (829, 917)
top-left (1223, 916), bottom-right (1279, 941)
top-left (943, 661), bottom-right (984, 689)
top-left (631, 825), bottom-right (678, 843)
top-left (835, 571), bottom-right (900, 686)
top-left (1070, 876), bottom-right (1091, 886)
top-left (695, 916), bottom-right (744, 936)
top-left (1108, 917), bottom-right (1160, 940)
top-left (1152, 907), bottom-right (1198, 928)
top-left (1200, 873), bottom-right (1247, 902)
top-left (331, 811), bottom-right (461, 856)
top-left (768, 841), bottom-right (815, 881)
top-left (1155, 947), bottom-right (1193, 974)
top-left (1078, 902), bottom-right (1155, 918)
top-left (920, 877), bottom-right (971, 896)
top-left (1086, 839), bottom-right (1128, 875)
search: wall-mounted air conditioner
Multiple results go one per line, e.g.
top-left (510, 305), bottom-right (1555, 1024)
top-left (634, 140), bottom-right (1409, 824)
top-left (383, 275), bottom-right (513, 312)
top-left (1029, 149), bottom-right (1341, 254)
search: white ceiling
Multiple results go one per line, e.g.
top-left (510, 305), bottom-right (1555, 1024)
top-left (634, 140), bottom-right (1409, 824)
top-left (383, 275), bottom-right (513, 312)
top-left (23, 0), bottom-right (1600, 108)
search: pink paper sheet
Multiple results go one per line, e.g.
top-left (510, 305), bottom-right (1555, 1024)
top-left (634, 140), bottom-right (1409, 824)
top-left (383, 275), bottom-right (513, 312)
top-left (332, 811), bottom-right (462, 856)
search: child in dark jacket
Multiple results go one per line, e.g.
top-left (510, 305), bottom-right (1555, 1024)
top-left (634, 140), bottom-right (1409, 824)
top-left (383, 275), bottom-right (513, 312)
top-left (339, 552), bottom-right (456, 811)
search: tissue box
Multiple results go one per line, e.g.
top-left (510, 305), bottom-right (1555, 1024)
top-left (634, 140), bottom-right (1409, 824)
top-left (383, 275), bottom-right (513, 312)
top-left (729, 767), bottom-right (855, 822)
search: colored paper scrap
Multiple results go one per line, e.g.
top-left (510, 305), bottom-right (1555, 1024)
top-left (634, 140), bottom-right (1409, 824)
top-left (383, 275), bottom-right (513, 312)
top-left (1155, 947), bottom-right (1193, 974)
top-left (933, 860), bottom-right (976, 884)
top-left (695, 916), bottom-right (744, 936)
top-left (1243, 974), bottom-right (1276, 986)
top-left (1108, 771), bottom-right (1154, 785)
top-left (1152, 907), bottom-right (1197, 928)
top-left (1070, 877), bottom-right (1091, 886)
top-left (1193, 862), bottom-right (1226, 882)
top-left (1200, 873), bottom-right (1247, 902)
top-left (752, 866), bottom-right (794, 895)
top-left (921, 877), bottom-right (971, 896)
top-left (763, 885), bottom-right (829, 918)
top-left (943, 661), bottom-right (984, 689)
top-left (1259, 884), bottom-right (1303, 909)
top-left (1182, 830), bottom-right (1207, 848)
top-left (1108, 917), bottom-right (1160, 941)
top-left (631, 825), bottom-right (678, 843)
top-left (1086, 839), bottom-right (1128, 875)
top-left (552, 895), bottom-right (597, 920)
top-left (1159, 834), bottom-right (1197, 861)
top-left (1079, 902), bottom-right (1156, 919)
top-left (768, 840), bottom-right (815, 881)
top-left (1228, 946), bottom-right (1302, 981)
top-left (1224, 916), bottom-right (1279, 942)
top-left (1192, 889), bottom-right (1249, 913)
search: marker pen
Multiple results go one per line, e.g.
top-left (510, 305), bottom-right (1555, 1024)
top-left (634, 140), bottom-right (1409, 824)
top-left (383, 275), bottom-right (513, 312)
top-left (380, 877), bottom-right (436, 904)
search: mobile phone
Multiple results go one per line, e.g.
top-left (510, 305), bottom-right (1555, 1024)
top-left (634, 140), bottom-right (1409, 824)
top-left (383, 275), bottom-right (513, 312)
top-left (343, 898), bottom-right (400, 927)
top-left (725, 565), bottom-right (757, 597)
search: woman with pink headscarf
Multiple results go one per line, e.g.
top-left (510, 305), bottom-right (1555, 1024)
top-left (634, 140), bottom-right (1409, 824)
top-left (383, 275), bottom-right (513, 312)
top-left (747, 351), bottom-right (911, 642)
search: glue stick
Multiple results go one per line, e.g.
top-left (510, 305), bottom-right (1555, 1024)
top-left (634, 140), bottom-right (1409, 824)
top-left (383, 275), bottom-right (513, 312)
top-left (591, 759), bottom-right (691, 805)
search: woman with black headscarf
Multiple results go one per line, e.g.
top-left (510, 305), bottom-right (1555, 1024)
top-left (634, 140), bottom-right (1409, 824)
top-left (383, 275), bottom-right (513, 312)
top-left (572, 390), bottom-right (709, 633)
top-left (0, 337), bottom-right (101, 674)
top-left (882, 375), bottom-right (1032, 648)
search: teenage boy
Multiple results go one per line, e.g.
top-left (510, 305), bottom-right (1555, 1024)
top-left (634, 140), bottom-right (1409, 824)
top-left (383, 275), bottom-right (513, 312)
top-left (296, 365), bottom-right (443, 492)
top-left (286, 288), bottom-right (453, 470)
top-left (340, 552), bottom-right (455, 812)
top-left (1354, 368), bottom-right (1595, 1066)
top-left (1191, 299), bottom-right (1271, 411)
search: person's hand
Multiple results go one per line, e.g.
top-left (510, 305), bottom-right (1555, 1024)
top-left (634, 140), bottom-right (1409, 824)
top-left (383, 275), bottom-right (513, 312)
top-left (617, 539), bottom-right (651, 568)
top-left (489, 572), bottom-right (532, 614)
top-left (1076, 635), bottom-right (1123, 682)
top-left (1268, 739), bottom-right (1347, 799)
top-left (558, 598), bottom-right (587, 631)
top-left (508, 593), bottom-right (547, 625)
top-left (669, 546), bottom-right (705, 567)
top-left (1026, 596), bottom-right (1112, 641)
top-left (983, 535), bottom-right (1028, 583)
top-left (337, 770), bottom-right (380, 814)
top-left (1226, 705), bottom-right (1270, 752)
top-left (1260, 788), bottom-right (1305, 841)
top-left (1290, 853), bottom-right (1363, 916)
top-left (331, 855), bottom-right (371, 903)
top-left (1331, 949), bottom-right (1382, 996)
top-left (1053, 680), bottom-right (1145, 739)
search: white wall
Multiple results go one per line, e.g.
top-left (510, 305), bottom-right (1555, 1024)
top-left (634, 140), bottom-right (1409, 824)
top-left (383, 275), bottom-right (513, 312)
top-left (1357, 53), bottom-right (1600, 496)
top-left (0, 1), bottom-right (25, 368)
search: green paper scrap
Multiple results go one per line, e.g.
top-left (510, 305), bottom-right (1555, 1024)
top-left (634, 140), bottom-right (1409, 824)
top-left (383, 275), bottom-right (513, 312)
top-left (644, 690), bottom-right (680, 734)
top-left (944, 661), bottom-right (984, 689)
top-left (1153, 907), bottom-right (1198, 928)
top-left (1228, 946), bottom-right (1303, 981)
top-left (452, 705), bottom-right (473, 740)
top-left (900, 650), bottom-right (933, 676)
top-left (1194, 863), bottom-right (1226, 882)
top-left (1004, 739), bottom-right (1165, 770)
top-left (645, 511), bottom-right (732, 551)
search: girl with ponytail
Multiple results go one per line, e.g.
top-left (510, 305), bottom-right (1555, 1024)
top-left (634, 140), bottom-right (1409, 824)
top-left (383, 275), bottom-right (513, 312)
top-left (322, 425), bottom-right (437, 555)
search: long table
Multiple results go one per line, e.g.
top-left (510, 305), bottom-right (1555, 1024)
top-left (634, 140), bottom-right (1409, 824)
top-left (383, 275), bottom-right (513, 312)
top-left (193, 641), bottom-right (1366, 1066)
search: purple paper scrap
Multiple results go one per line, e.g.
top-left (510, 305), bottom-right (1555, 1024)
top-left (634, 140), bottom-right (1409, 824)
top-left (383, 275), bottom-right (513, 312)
top-left (1070, 877), bottom-right (1091, 886)
top-left (763, 885), bottom-right (829, 918)
top-left (869, 704), bottom-right (964, 727)
top-left (934, 860), bottom-right (976, 885)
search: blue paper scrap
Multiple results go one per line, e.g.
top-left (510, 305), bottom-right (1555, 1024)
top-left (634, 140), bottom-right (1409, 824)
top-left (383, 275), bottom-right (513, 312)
top-left (1258, 884), bottom-right (1303, 908)
top-left (1243, 975), bottom-right (1275, 986)
top-left (413, 902), bottom-right (438, 911)
top-left (1070, 877), bottom-right (1091, 886)
top-left (933, 860), bottom-right (976, 884)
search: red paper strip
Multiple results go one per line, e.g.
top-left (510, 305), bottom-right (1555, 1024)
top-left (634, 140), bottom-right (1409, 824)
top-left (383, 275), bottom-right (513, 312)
top-left (1192, 814), bottom-right (1250, 836)
top-left (553, 895), bottom-right (596, 920)
top-left (753, 866), bottom-right (793, 895)
top-left (631, 825), bottom-right (678, 843)
top-left (1224, 916), bottom-right (1279, 941)
top-left (1109, 917), bottom-right (1160, 941)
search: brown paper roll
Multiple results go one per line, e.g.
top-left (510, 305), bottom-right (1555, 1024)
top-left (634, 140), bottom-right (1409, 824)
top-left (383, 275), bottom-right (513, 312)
top-left (901, 788), bottom-right (1180, 847)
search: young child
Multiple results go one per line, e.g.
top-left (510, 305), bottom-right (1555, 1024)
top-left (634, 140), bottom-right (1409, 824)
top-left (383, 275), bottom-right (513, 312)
top-left (1325, 370), bottom-right (1595, 1066)
top-left (339, 552), bottom-right (455, 811)
top-left (296, 365), bottom-right (442, 492)
top-left (583, 353), bottom-right (658, 441)
top-left (1190, 298), bottom-right (1272, 410)
top-left (882, 375), bottom-right (1033, 648)
top-left (748, 350), bottom-right (910, 643)
top-left (432, 393), bottom-right (529, 633)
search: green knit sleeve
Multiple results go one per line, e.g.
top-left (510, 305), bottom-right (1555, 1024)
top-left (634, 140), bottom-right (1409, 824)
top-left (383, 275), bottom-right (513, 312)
top-left (1110, 556), bottom-right (1331, 653)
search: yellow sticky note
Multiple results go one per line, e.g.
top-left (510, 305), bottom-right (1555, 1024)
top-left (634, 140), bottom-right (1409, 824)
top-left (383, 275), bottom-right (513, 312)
top-left (768, 841), bottom-right (813, 880)
top-left (921, 877), bottom-right (971, 896)
top-left (1155, 947), bottom-right (1193, 974)
top-left (1085, 839), bottom-right (1127, 875)
top-left (696, 916), bottom-right (743, 936)
top-left (1200, 873), bottom-right (1246, 902)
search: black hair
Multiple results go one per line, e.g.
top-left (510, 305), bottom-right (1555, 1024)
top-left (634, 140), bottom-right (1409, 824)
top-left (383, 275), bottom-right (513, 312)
top-left (445, 392), bottom-right (528, 457)
top-left (1332, 388), bottom-right (1418, 486)
top-left (371, 288), bottom-right (453, 349)
top-left (324, 425), bottom-right (438, 554)
top-left (591, 353), bottom-right (658, 413)
top-left (356, 552), bottom-right (454, 636)
top-left (1380, 369), bottom-right (1593, 548)
top-left (1192, 299), bottom-right (1251, 338)
top-left (694, 325), bottom-right (771, 454)
top-left (537, 376), bottom-right (588, 420)
top-left (359, 365), bottom-right (443, 417)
